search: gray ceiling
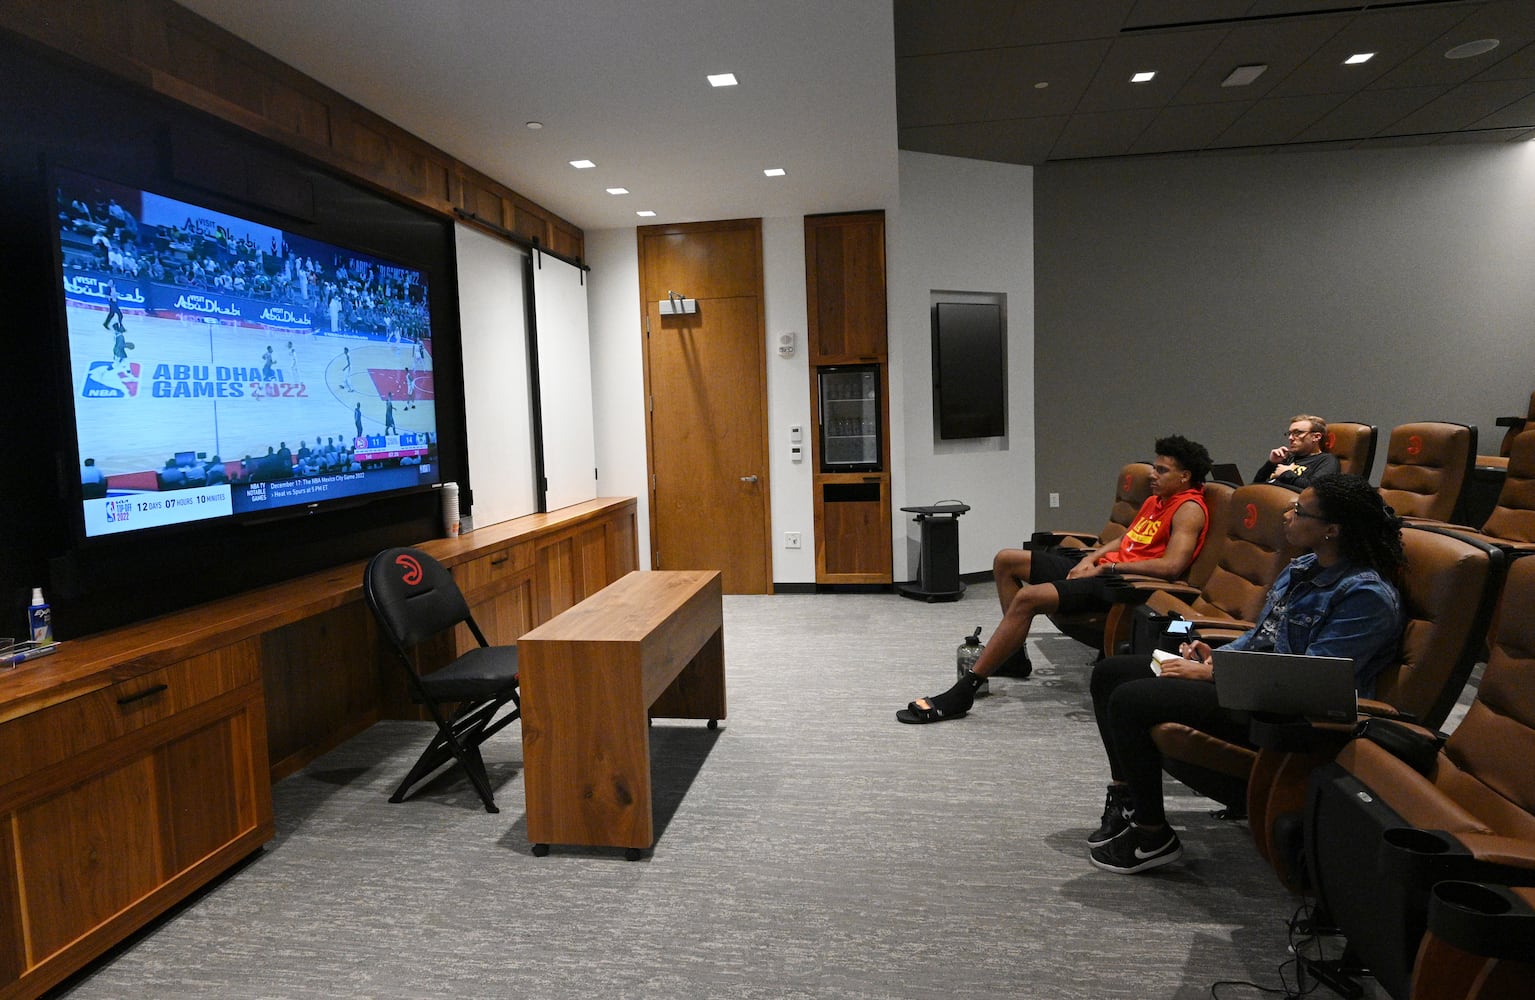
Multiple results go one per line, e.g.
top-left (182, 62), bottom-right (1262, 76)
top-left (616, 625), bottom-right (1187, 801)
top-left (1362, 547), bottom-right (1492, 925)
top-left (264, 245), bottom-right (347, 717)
top-left (896, 0), bottom-right (1535, 164)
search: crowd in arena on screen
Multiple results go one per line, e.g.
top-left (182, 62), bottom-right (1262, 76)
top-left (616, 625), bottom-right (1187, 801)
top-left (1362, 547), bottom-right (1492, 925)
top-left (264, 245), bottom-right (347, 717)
top-left (58, 187), bottom-right (429, 341)
top-left (140, 430), bottom-right (437, 491)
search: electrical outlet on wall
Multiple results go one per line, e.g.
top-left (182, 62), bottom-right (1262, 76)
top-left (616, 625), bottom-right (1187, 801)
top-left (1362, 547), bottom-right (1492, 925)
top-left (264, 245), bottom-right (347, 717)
top-left (785, 532), bottom-right (802, 549)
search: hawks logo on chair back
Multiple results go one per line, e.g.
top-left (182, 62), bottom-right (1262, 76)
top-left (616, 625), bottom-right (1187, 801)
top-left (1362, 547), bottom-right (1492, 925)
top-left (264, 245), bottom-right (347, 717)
top-left (395, 553), bottom-right (423, 586)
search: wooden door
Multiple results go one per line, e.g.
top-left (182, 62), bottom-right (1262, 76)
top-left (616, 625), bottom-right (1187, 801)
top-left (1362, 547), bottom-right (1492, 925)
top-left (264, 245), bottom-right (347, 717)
top-left (638, 220), bottom-right (771, 593)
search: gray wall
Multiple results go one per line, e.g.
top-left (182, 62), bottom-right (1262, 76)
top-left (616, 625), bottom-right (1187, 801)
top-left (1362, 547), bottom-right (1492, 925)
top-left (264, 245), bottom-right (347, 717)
top-left (1034, 143), bottom-right (1535, 529)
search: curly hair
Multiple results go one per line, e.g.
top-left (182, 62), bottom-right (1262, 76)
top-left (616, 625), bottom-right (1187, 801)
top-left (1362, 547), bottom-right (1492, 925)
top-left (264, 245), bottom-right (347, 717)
top-left (1309, 473), bottom-right (1404, 579)
top-left (1154, 435), bottom-right (1213, 486)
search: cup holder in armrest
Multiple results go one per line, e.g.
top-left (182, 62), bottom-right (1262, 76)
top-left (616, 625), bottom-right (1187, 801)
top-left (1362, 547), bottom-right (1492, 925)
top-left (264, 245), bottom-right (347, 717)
top-left (1427, 880), bottom-right (1535, 959)
top-left (1384, 827), bottom-right (1456, 854)
top-left (1381, 827), bottom-right (1473, 884)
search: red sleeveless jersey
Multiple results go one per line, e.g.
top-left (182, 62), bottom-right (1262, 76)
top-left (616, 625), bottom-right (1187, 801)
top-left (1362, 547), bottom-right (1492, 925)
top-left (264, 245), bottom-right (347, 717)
top-left (1099, 487), bottom-right (1209, 569)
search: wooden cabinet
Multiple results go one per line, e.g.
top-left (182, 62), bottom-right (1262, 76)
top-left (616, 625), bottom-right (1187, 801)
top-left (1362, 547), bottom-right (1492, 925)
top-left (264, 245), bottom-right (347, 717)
top-left (0, 496), bottom-right (638, 1000)
top-left (806, 212), bottom-right (891, 583)
top-left (805, 212), bottom-right (888, 362)
top-left (815, 475), bottom-right (893, 583)
top-left (0, 642), bottom-right (273, 1000)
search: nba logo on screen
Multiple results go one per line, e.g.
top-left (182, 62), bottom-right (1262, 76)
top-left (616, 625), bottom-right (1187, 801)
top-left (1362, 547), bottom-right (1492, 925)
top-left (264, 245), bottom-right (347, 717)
top-left (105, 499), bottom-right (131, 524)
top-left (82, 361), bottom-right (139, 398)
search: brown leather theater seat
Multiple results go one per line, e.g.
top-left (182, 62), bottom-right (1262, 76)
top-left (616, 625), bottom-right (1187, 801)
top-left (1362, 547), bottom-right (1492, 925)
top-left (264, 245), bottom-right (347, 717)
top-left (1158, 524), bottom-right (1500, 816)
top-left (1379, 421), bottom-right (1477, 523)
top-left (1324, 420), bottom-right (1378, 480)
top-left (1298, 552), bottom-right (1535, 1000)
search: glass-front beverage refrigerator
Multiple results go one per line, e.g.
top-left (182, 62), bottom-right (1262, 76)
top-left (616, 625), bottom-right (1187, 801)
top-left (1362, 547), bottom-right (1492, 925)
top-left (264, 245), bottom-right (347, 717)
top-left (817, 364), bottom-right (882, 472)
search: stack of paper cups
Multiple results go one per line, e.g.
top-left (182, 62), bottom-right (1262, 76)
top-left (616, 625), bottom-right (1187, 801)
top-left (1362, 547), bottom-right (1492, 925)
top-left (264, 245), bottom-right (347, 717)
top-left (441, 482), bottom-right (460, 537)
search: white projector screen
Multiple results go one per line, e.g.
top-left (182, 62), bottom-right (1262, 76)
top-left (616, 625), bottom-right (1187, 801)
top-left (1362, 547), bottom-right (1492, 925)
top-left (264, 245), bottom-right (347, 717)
top-left (531, 251), bottom-right (597, 511)
top-left (454, 223), bottom-right (536, 527)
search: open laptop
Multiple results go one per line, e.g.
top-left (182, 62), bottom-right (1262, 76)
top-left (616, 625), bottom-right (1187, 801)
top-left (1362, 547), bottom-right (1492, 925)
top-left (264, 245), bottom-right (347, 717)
top-left (1209, 462), bottom-right (1245, 486)
top-left (1212, 649), bottom-right (1357, 722)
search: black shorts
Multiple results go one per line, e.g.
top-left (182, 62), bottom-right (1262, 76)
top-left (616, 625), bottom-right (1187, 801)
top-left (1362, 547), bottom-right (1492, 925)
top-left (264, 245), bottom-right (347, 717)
top-left (1029, 548), bottom-right (1114, 615)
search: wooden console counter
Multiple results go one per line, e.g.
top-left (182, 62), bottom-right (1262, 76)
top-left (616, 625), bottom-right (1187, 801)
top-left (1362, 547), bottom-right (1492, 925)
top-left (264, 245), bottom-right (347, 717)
top-left (0, 496), bottom-right (637, 1000)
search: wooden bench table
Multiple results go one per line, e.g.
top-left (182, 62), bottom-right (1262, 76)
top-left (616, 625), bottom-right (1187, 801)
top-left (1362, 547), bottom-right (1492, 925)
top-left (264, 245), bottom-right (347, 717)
top-left (517, 569), bottom-right (724, 858)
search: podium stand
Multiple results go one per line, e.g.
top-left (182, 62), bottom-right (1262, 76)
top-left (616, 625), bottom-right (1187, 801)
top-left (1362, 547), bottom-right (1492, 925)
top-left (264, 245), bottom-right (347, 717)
top-left (896, 503), bottom-right (970, 602)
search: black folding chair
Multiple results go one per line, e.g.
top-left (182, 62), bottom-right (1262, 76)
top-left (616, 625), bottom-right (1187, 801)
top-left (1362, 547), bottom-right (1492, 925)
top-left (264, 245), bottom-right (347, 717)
top-left (363, 546), bottom-right (521, 813)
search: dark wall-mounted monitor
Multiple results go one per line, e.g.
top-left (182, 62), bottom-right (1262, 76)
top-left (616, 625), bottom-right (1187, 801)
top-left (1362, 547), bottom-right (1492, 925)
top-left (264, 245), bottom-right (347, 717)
top-left (53, 168), bottom-right (442, 542)
top-left (932, 301), bottom-right (1006, 440)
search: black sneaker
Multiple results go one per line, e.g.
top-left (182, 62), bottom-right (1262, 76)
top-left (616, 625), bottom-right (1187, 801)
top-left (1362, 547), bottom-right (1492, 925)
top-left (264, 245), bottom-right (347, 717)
top-left (993, 646), bottom-right (1033, 678)
top-left (1089, 825), bottom-right (1183, 874)
top-left (1086, 784), bottom-right (1134, 846)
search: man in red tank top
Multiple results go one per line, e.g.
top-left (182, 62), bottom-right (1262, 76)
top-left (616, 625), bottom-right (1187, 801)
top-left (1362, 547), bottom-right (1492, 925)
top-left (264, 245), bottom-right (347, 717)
top-left (898, 435), bottom-right (1212, 724)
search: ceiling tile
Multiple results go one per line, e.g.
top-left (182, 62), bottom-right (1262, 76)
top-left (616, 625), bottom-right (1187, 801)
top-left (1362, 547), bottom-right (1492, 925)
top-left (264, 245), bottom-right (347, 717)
top-left (987, 39), bottom-right (1114, 119)
top-left (897, 50), bottom-right (1007, 127)
top-left (1373, 1), bottom-right (1535, 90)
top-left (899, 121), bottom-right (1011, 161)
top-left (1267, 7), bottom-right (1470, 98)
top-left (986, 116), bottom-right (1072, 163)
top-left (1128, 101), bottom-right (1250, 153)
top-left (1076, 27), bottom-right (1232, 112)
top-left (1169, 15), bottom-right (1350, 105)
top-left (1470, 88), bottom-right (1535, 129)
top-left (1124, 1), bottom-right (1252, 31)
top-left (1434, 124), bottom-right (1535, 144)
top-left (999, 0), bottom-right (1138, 46)
top-left (1049, 107), bottom-right (1160, 158)
top-left (1381, 78), bottom-right (1535, 136)
top-left (1470, 38), bottom-right (1535, 82)
top-left (1209, 92), bottom-right (1348, 147)
top-left (1293, 86), bottom-right (1446, 143)
top-left (893, 0), bottom-right (1024, 58)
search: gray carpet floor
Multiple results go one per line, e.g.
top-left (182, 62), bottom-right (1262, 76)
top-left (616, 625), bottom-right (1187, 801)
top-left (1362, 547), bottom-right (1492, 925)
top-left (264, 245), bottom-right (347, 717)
top-left (54, 583), bottom-right (1413, 999)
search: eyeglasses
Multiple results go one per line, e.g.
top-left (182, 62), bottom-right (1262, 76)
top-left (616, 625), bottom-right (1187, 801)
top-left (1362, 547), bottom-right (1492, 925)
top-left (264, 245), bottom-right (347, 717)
top-left (1285, 428), bottom-right (1318, 438)
top-left (1286, 501), bottom-right (1329, 521)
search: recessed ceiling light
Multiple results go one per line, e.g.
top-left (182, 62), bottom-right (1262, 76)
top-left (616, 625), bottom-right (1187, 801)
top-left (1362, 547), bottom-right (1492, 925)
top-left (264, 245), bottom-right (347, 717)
top-left (1131, 71), bottom-right (1156, 83)
top-left (1034, 81), bottom-right (1049, 89)
top-left (763, 168), bottom-right (786, 177)
top-left (1221, 64), bottom-right (1267, 87)
top-left (606, 187), bottom-right (629, 195)
top-left (525, 121), bottom-right (544, 130)
top-left (569, 159), bottom-right (596, 169)
top-left (637, 210), bottom-right (656, 217)
top-left (1344, 52), bottom-right (1375, 65)
top-left (707, 73), bottom-right (738, 87)
top-left (1445, 38), bottom-right (1500, 60)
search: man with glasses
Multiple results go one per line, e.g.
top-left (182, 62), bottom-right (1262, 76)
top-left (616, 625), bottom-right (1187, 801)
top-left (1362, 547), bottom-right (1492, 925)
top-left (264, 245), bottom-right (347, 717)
top-left (898, 435), bottom-right (1213, 724)
top-left (1255, 413), bottom-right (1340, 488)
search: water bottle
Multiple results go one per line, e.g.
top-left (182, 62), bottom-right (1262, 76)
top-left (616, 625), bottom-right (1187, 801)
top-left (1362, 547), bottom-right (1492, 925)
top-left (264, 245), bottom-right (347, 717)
top-left (957, 626), bottom-right (988, 697)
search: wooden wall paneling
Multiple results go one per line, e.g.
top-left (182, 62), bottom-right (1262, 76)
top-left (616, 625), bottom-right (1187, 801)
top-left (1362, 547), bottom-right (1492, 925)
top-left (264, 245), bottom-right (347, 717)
top-left (805, 212), bottom-right (887, 362)
top-left (0, 0), bottom-right (583, 260)
top-left (156, 711), bottom-right (248, 873)
top-left (537, 536), bottom-right (578, 622)
top-left (260, 604), bottom-right (382, 778)
top-left (13, 755), bottom-right (165, 965)
top-left (0, 817), bottom-right (23, 986)
top-left (815, 476), bottom-right (892, 582)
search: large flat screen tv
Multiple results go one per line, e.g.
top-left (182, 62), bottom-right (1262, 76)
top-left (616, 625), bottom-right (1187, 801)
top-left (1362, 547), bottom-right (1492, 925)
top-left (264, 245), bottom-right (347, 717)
top-left (53, 168), bottom-right (441, 540)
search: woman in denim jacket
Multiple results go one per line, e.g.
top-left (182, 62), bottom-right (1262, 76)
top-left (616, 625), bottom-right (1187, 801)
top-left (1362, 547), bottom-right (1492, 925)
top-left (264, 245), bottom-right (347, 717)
top-left (1084, 474), bottom-right (1403, 874)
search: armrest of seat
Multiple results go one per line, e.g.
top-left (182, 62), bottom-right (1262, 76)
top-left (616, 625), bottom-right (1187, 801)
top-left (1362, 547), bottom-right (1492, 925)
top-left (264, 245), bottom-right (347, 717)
top-left (1249, 716), bottom-right (1356, 754)
top-left (1028, 530), bottom-right (1098, 550)
top-left (1494, 415), bottom-right (1528, 430)
top-left (1101, 576), bottom-right (1200, 606)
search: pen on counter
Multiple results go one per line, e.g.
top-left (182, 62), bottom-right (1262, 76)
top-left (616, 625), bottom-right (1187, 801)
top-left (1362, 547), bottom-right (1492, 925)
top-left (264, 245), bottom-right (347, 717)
top-left (3, 643), bottom-right (60, 668)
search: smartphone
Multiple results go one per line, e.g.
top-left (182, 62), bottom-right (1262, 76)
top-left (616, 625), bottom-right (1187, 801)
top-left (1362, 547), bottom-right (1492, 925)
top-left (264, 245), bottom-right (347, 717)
top-left (1164, 619), bottom-right (1194, 637)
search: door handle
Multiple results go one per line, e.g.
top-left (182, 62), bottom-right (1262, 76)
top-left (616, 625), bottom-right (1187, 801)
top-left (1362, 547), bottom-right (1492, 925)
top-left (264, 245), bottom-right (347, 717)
top-left (740, 475), bottom-right (759, 483)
